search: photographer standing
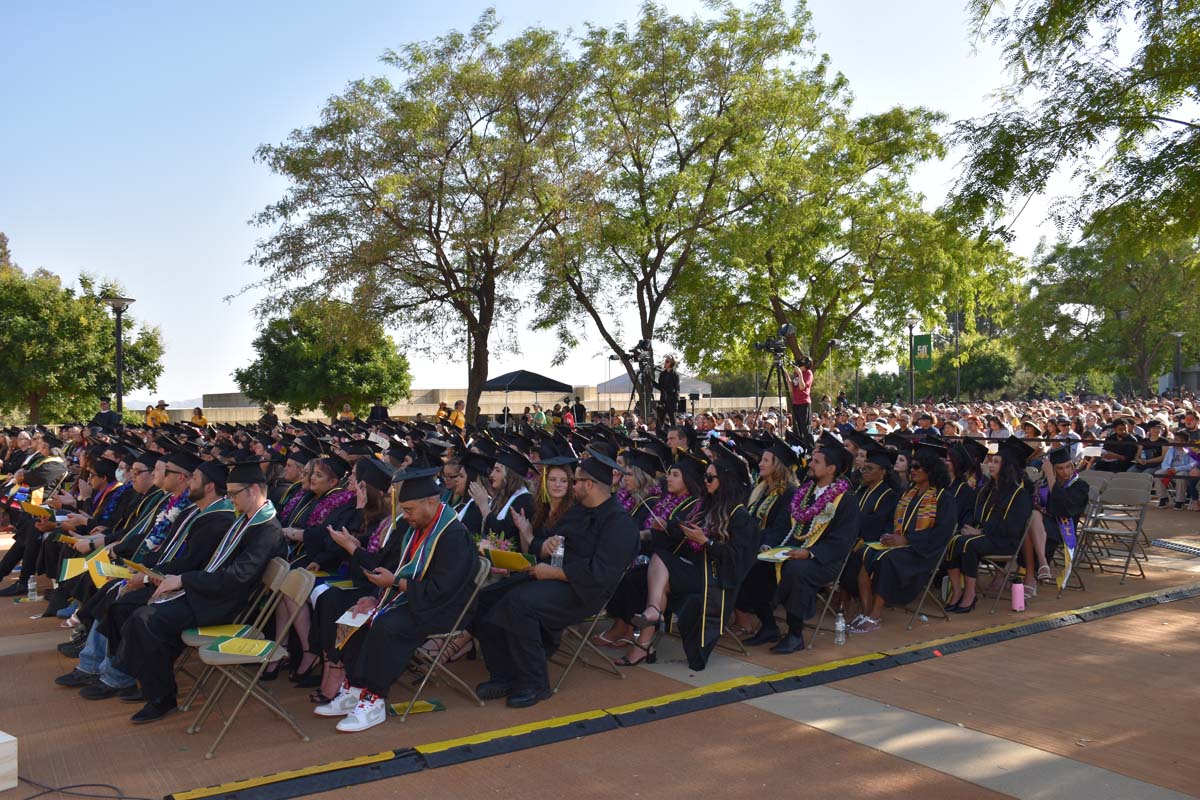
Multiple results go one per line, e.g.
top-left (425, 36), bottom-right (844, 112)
top-left (655, 355), bottom-right (680, 431)
top-left (791, 356), bottom-right (814, 449)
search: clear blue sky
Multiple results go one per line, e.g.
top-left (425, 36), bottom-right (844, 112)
top-left (1, 1), bottom-right (1046, 403)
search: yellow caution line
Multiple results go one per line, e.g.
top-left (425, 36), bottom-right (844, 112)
top-left (762, 652), bottom-right (888, 681)
top-left (603, 675), bottom-right (762, 715)
top-left (171, 750), bottom-right (396, 800)
top-left (415, 709), bottom-right (609, 754)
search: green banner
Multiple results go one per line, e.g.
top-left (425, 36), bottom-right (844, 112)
top-left (913, 333), bottom-right (933, 372)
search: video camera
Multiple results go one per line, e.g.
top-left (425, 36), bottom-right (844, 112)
top-left (752, 323), bottom-right (797, 356)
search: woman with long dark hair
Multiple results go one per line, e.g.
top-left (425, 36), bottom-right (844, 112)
top-left (478, 450), bottom-right (534, 551)
top-left (850, 442), bottom-right (956, 633)
top-left (622, 445), bottom-right (756, 670)
top-left (441, 453), bottom-right (490, 537)
top-left (615, 452), bottom-right (705, 665)
top-left (947, 439), bottom-right (985, 529)
top-left (944, 437), bottom-right (1034, 612)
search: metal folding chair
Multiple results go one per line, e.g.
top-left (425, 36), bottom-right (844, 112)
top-left (187, 567), bottom-right (316, 758)
top-left (905, 537), bottom-right (954, 630)
top-left (1079, 484), bottom-right (1152, 583)
top-left (399, 556), bottom-right (490, 722)
top-left (179, 557), bottom-right (289, 712)
top-left (552, 566), bottom-right (632, 693)
top-left (978, 517), bottom-right (1033, 614)
top-left (806, 546), bottom-right (856, 650)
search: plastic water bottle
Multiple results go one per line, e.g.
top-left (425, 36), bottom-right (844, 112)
top-left (833, 612), bottom-right (847, 646)
top-left (550, 539), bottom-right (565, 569)
top-left (26, 580), bottom-right (40, 603)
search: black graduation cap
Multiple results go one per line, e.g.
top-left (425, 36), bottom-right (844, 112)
top-left (1048, 446), bottom-right (1074, 465)
top-left (816, 430), bottom-right (844, 451)
top-left (355, 457), bottom-right (396, 492)
top-left (864, 448), bottom-right (898, 469)
top-left (459, 452), bottom-right (495, 482)
top-left (197, 461), bottom-right (228, 491)
top-left (167, 450), bottom-right (203, 473)
top-left (320, 453), bottom-right (351, 479)
top-left (391, 465), bottom-right (442, 501)
top-left (494, 447), bottom-right (532, 477)
top-left (671, 449), bottom-right (708, 487)
top-left (154, 435), bottom-right (180, 453)
top-left (341, 438), bottom-right (381, 457)
top-left (764, 433), bottom-right (801, 469)
top-left (816, 439), bottom-right (853, 475)
top-left (500, 431), bottom-right (534, 453)
top-left (385, 438), bottom-right (411, 464)
top-left (39, 431), bottom-right (64, 448)
top-left (473, 436), bottom-right (500, 458)
top-left (620, 448), bottom-right (664, 477)
top-left (581, 447), bottom-right (627, 483)
top-left (882, 431), bottom-right (914, 453)
top-left (729, 433), bottom-right (766, 462)
top-left (913, 439), bottom-right (949, 461)
top-left (135, 451), bottom-right (162, 469)
top-left (996, 435), bottom-right (1034, 465)
top-left (227, 456), bottom-right (269, 485)
top-left (843, 429), bottom-right (875, 453)
top-left (709, 439), bottom-right (751, 487)
top-left (952, 437), bottom-right (989, 465)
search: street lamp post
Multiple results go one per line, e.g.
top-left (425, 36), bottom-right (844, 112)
top-left (1171, 332), bottom-right (1185, 398)
top-left (103, 296), bottom-right (135, 413)
top-left (906, 316), bottom-right (919, 406)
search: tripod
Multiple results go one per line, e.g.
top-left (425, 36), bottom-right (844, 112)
top-left (624, 366), bottom-right (656, 425)
top-left (755, 353), bottom-right (791, 425)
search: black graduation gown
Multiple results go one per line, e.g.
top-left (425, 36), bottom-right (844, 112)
top-left (1042, 477), bottom-right (1090, 560)
top-left (772, 489), bottom-right (859, 626)
top-left (478, 495), bottom-right (638, 692)
top-left (863, 488), bottom-right (957, 605)
top-left (348, 520), bottom-right (477, 697)
top-left (734, 486), bottom-right (797, 617)
top-left (949, 479), bottom-right (977, 530)
top-left (482, 491), bottom-right (535, 551)
top-left (113, 515), bottom-right (284, 703)
top-left (450, 497), bottom-right (485, 538)
top-left (674, 507), bottom-right (758, 670)
top-left (603, 497), bottom-right (657, 622)
top-left (947, 485), bottom-right (1033, 578)
top-left (838, 481), bottom-right (902, 594)
top-left (299, 503), bottom-right (362, 571)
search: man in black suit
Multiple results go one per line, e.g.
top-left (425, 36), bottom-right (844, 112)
top-left (88, 397), bottom-right (122, 432)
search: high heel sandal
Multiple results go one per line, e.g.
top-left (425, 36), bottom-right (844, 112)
top-left (950, 597), bottom-right (977, 614)
top-left (614, 638), bottom-right (657, 667)
top-left (289, 653), bottom-right (322, 685)
top-left (631, 605), bottom-right (663, 630)
top-left (944, 598), bottom-right (963, 612)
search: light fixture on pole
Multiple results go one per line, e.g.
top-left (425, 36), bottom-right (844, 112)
top-left (1171, 332), bottom-right (1185, 398)
top-left (102, 296), bottom-right (135, 414)
top-left (905, 316), bottom-right (920, 405)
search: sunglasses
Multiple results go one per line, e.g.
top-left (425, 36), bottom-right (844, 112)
top-left (704, 474), bottom-right (719, 483)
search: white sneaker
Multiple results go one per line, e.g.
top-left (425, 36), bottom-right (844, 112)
top-left (314, 685), bottom-right (362, 717)
top-left (336, 694), bottom-right (387, 733)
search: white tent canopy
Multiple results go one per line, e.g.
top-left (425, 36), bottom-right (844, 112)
top-left (594, 372), bottom-right (712, 398)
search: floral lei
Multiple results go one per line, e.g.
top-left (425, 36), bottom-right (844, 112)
top-left (279, 489), bottom-right (308, 522)
top-left (617, 485), bottom-right (661, 515)
top-left (144, 490), bottom-right (193, 551)
top-left (309, 488), bottom-right (355, 527)
top-left (650, 490), bottom-right (694, 526)
top-left (789, 478), bottom-right (850, 525)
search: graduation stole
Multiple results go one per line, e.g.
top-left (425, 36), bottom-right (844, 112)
top-left (204, 500), bottom-right (276, 573)
top-left (113, 489), bottom-right (169, 548)
top-left (749, 484), bottom-right (785, 524)
top-left (378, 502), bottom-right (457, 614)
top-left (857, 482), bottom-right (892, 514)
top-left (8, 454), bottom-right (63, 505)
top-left (136, 490), bottom-right (194, 558)
top-left (157, 497), bottom-right (235, 563)
top-left (980, 484), bottom-right (1022, 524)
top-left (1054, 473), bottom-right (1081, 591)
top-left (788, 490), bottom-right (847, 549)
top-left (278, 481), bottom-right (301, 509)
top-left (893, 487), bottom-right (944, 539)
top-left (89, 481), bottom-right (121, 517)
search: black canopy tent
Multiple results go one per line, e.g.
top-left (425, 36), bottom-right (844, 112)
top-left (480, 370), bottom-right (575, 428)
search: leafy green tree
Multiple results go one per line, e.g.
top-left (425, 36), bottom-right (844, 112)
top-left (233, 300), bottom-right (412, 419)
top-left (250, 12), bottom-right (579, 418)
top-left (0, 240), bottom-right (164, 423)
top-left (1012, 203), bottom-right (1200, 395)
top-left (954, 0), bottom-right (1200, 238)
top-left (534, 1), bottom-right (825, 405)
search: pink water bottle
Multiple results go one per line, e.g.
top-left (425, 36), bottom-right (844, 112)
top-left (1011, 582), bottom-right (1025, 612)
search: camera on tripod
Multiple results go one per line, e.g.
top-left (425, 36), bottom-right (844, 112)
top-left (628, 339), bottom-right (656, 374)
top-left (752, 323), bottom-right (797, 357)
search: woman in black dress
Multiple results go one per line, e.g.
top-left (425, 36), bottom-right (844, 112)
top-left (308, 458), bottom-right (397, 702)
top-left (478, 449), bottom-right (534, 552)
top-left (944, 436), bottom-right (1034, 612)
top-left (596, 449), bottom-right (667, 647)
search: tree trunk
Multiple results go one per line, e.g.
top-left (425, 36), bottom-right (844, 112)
top-left (465, 324), bottom-right (490, 426)
top-left (27, 392), bottom-right (40, 425)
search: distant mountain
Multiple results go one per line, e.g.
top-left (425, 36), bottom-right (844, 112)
top-left (124, 396), bottom-right (205, 411)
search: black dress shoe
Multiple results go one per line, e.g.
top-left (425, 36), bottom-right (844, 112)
top-left (80, 682), bottom-right (121, 700)
top-left (130, 700), bottom-right (177, 724)
top-left (770, 633), bottom-right (806, 654)
top-left (119, 685), bottom-right (144, 703)
top-left (743, 627), bottom-right (781, 646)
top-left (475, 680), bottom-right (512, 700)
top-left (506, 687), bottom-right (553, 709)
top-left (950, 598), bottom-right (977, 614)
top-left (55, 669), bottom-right (98, 688)
top-left (58, 641), bottom-right (87, 659)
top-left (0, 581), bottom-right (28, 597)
